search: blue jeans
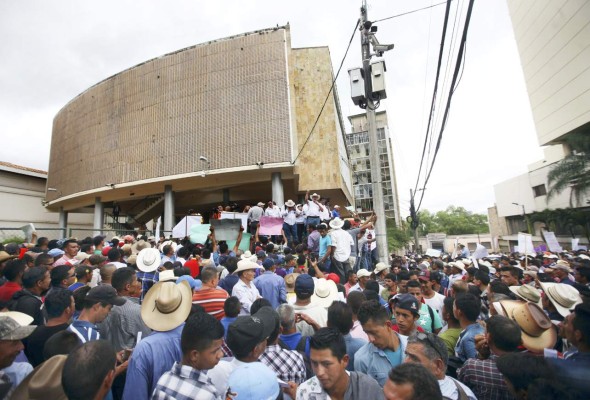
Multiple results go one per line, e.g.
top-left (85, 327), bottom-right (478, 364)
top-left (306, 216), bottom-right (320, 227)
top-left (283, 223), bottom-right (297, 245)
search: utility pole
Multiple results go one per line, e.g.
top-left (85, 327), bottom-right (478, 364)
top-left (409, 189), bottom-right (420, 253)
top-left (360, 1), bottom-right (388, 264)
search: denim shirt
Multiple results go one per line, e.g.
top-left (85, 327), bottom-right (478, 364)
top-left (353, 331), bottom-right (407, 387)
top-left (455, 322), bottom-right (485, 362)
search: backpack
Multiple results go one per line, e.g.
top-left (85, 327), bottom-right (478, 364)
top-left (295, 336), bottom-right (314, 380)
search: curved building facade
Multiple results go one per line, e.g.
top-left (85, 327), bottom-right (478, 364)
top-left (46, 26), bottom-right (353, 233)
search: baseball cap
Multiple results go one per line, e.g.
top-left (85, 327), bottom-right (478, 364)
top-left (262, 258), bottom-right (275, 270)
top-left (88, 254), bottom-right (107, 266)
top-left (227, 362), bottom-right (280, 400)
top-left (85, 285), bottom-right (126, 306)
top-left (392, 293), bottom-right (420, 317)
top-left (326, 273), bottom-right (340, 284)
top-left (418, 270), bottom-right (431, 281)
top-left (256, 250), bottom-right (267, 258)
top-left (357, 269), bottom-right (371, 278)
top-left (294, 274), bottom-right (315, 296)
top-left (226, 309), bottom-right (274, 355)
top-left (0, 314), bottom-right (36, 340)
top-left (47, 248), bottom-right (65, 258)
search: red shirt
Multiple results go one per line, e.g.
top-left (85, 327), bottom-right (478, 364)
top-left (192, 287), bottom-right (229, 320)
top-left (184, 259), bottom-right (200, 278)
top-left (0, 281), bottom-right (22, 302)
top-left (391, 324), bottom-right (425, 335)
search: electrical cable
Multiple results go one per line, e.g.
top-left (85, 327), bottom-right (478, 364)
top-left (413, 0), bottom-right (454, 194)
top-left (415, 0), bottom-right (475, 213)
top-left (373, 1), bottom-right (451, 23)
top-left (290, 19), bottom-right (359, 165)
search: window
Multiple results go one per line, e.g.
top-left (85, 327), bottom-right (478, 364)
top-left (533, 184), bottom-right (547, 197)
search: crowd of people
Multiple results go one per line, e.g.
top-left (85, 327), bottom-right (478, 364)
top-left (0, 197), bottom-right (589, 399)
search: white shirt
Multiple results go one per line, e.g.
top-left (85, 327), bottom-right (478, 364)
top-left (292, 303), bottom-right (328, 337)
top-left (295, 207), bottom-right (306, 223)
top-left (232, 278), bottom-right (261, 315)
top-left (306, 200), bottom-right (322, 217)
top-left (282, 208), bottom-right (299, 225)
top-left (319, 205), bottom-right (330, 221)
top-left (264, 206), bottom-right (282, 218)
top-left (330, 229), bottom-right (353, 262)
top-left (439, 376), bottom-right (477, 400)
top-left (208, 358), bottom-right (245, 396)
top-left (110, 261), bottom-right (127, 269)
top-left (424, 291), bottom-right (446, 319)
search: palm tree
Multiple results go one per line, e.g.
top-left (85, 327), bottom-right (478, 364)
top-left (547, 132), bottom-right (590, 207)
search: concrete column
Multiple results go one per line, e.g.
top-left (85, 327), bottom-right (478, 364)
top-left (93, 197), bottom-right (104, 236)
top-left (223, 189), bottom-right (230, 204)
top-left (271, 172), bottom-right (284, 208)
top-left (164, 185), bottom-right (175, 235)
top-left (58, 207), bottom-right (68, 238)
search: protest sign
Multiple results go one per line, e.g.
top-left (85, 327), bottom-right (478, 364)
top-left (472, 244), bottom-right (489, 259)
top-left (425, 248), bottom-right (441, 257)
top-left (20, 223), bottom-right (35, 242)
top-left (226, 233), bottom-right (252, 253)
top-left (172, 216), bottom-right (202, 238)
top-left (542, 231), bottom-right (562, 252)
top-left (211, 219), bottom-right (241, 241)
top-left (517, 232), bottom-right (535, 255)
top-left (220, 212), bottom-right (248, 231)
top-left (259, 216), bottom-right (284, 236)
top-left (190, 224), bottom-right (211, 245)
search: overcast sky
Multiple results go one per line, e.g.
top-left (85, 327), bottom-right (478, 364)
top-left (0, 0), bottom-right (543, 215)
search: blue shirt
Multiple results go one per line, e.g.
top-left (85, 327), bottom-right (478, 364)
top-left (344, 333), bottom-right (367, 371)
top-left (254, 271), bottom-right (287, 310)
top-left (319, 235), bottom-right (332, 258)
top-left (219, 275), bottom-right (239, 294)
top-left (220, 317), bottom-right (237, 340)
top-left (455, 322), bottom-right (485, 362)
top-left (280, 332), bottom-right (303, 350)
top-left (68, 320), bottom-right (100, 343)
top-left (123, 324), bottom-right (184, 400)
top-left (354, 331), bottom-right (407, 387)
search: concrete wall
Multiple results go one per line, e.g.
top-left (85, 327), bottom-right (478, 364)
top-left (506, 0), bottom-right (590, 146)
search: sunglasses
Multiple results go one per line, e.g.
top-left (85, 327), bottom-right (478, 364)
top-left (415, 332), bottom-right (446, 361)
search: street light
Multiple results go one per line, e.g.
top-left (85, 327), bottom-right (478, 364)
top-left (511, 202), bottom-right (525, 216)
top-left (199, 155), bottom-right (210, 177)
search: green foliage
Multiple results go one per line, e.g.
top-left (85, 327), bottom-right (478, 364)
top-left (1, 236), bottom-right (24, 245)
top-left (530, 208), bottom-right (590, 242)
top-left (417, 206), bottom-right (489, 235)
top-left (386, 218), bottom-right (412, 251)
top-left (547, 132), bottom-right (590, 207)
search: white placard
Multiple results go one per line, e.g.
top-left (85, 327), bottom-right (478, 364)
top-left (543, 231), bottom-right (562, 252)
top-left (155, 216), bottom-right (161, 240)
top-left (220, 212), bottom-right (248, 231)
top-left (517, 232), bottom-right (535, 255)
top-left (472, 243), bottom-right (489, 259)
top-left (172, 216), bottom-right (202, 238)
top-left (20, 223), bottom-right (35, 242)
top-left (425, 248), bottom-right (441, 257)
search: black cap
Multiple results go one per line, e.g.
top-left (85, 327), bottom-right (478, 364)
top-left (86, 285), bottom-right (126, 306)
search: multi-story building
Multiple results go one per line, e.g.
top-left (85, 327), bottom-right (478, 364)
top-left (489, 0), bottom-right (590, 250)
top-left (345, 111), bottom-right (401, 225)
top-left (44, 26), bottom-right (354, 234)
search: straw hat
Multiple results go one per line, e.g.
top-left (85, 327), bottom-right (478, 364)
top-left (374, 262), bottom-right (389, 274)
top-left (329, 217), bottom-right (345, 230)
top-left (11, 355), bottom-right (67, 400)
top-left (0, 251), bottom-right (17, 263)
top-left (131, 239), bottom-right (151, 255)
top-left (234, 259), bottom-right (263, 274)
top-left (240, 251), bottom-right (253, 260)
top-left (136, 248), bottom-right (161, 272)
top-left (158, 270), bottom-right (177, 282)
top-left (141, 281), bottom-right (192, 331)
top-left (500, 300), bottom-right (556, 353)
top-left (539, 282), bottom-right (582, 317)
top-left (285, 199), bottom-right (296, 208)
top-left (449, 261), bottom-right (465, 272)
top-left (311, 193), bottom-right (320, 199)
top-left (311, 278), bottom-right (339, 308)
top-left (284, 273), bottom-right (300, 293)
top-left (357, 269), bottom-right (371, 279)
top-left (159, 240), bottom-right (177, 253)
top-left (509, 285), bottom-right (542, 305)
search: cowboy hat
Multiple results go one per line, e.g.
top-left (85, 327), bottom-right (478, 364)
top-left (500, 300), bottom-right (556, 353)
top-left (158, 269), bottom-right (177, 282)
top-left (357, 269), bottom-right (371, 279)
top-left (131, 239), bottom-right (151, 255)
top-left (136, 248), bottom-right (161, 272)
top-left (159, 240), bottom-right (177, 253)
top-left (257, 202), bottom-right (265, 207)
top-left (374, 262), bottom-right (389, 274)
top-left (234, 259), bottom-right (263, 274)
top-left (509, 285), bottom-right (542, 305)
top-left (310, 192), bottom-right (320, 198)
top-left (311, 279), bottom-right (339, 308)
top-left (12, 355), bottom-right (67, 400)
top-left (240, 250), bottom-right (254, 260)
top-left (0, 251), bottom-right (17, 263)
top-left (539, 282), bottom-right (582, 317)
top-left (284, 273), bottom-right (300, 293)
top-left (141, 280), bottom-right (192, 331)
top-left (285, 199), bottom-right (296, 208)
top-left (449, 261), bottom-right (465, 272)
top-left (329, 217), bottom-right (345, 230)
top-left (554, 260), bottom-right (572, 273)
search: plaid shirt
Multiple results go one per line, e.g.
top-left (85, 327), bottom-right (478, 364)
top-left (458, 354), bottom-right (515, 400)
top-left (259, 344), bottom-right (306, 384)
top-left (151, 362), bottom-right (221, 400)
top-left (137, 271), bottom-right (158, 303)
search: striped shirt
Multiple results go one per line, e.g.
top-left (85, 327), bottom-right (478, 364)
top-left (192, 287), bottom-right (229, 320)
top-left (68, 320), bottom-right (100, 343)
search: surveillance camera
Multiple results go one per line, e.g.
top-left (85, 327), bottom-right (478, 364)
top-left (199, 156), bottom-right (208, 162)
top-left (374, 44), bottom-right (394, 52)
top-left (256, 161), bottom-right (264, 167)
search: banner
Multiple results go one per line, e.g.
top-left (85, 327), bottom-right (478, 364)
top-left (542, 231), bottom-right (562, 252)
top-left (259, 216), bottom-right (284, 236)
top-left (425, 248), bottom-right (441, 257)
top-left (226, 232), bottom-right (252, 253)
top-left (172, 216), bottom-right (202, 238)
top-left (517, 232), bottom-right (535, 255)
top-left (211, 219), bottom-right (241, 241)
top-left (189, 224), bottom-right (211, 245)
top-left (220, 212), bottom-right (248, 231)
top-left (472, 244), bottom-right (489, 259)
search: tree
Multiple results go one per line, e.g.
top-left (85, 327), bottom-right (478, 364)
top-left (417, 206), bottom-right (489, 235)
top-left (386, 218), bottom-right (412, 251)
top-left (547, 132), bottom-right (590, 207)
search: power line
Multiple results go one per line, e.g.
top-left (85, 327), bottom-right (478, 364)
top-left (290, 20), bottom-right (359, 165)
top-left (413, 0), bottom-right (453, 194)
top-left (373, 1), bottom-right (451, 23)
top-left (416, 0), bottom-right (475, 213)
